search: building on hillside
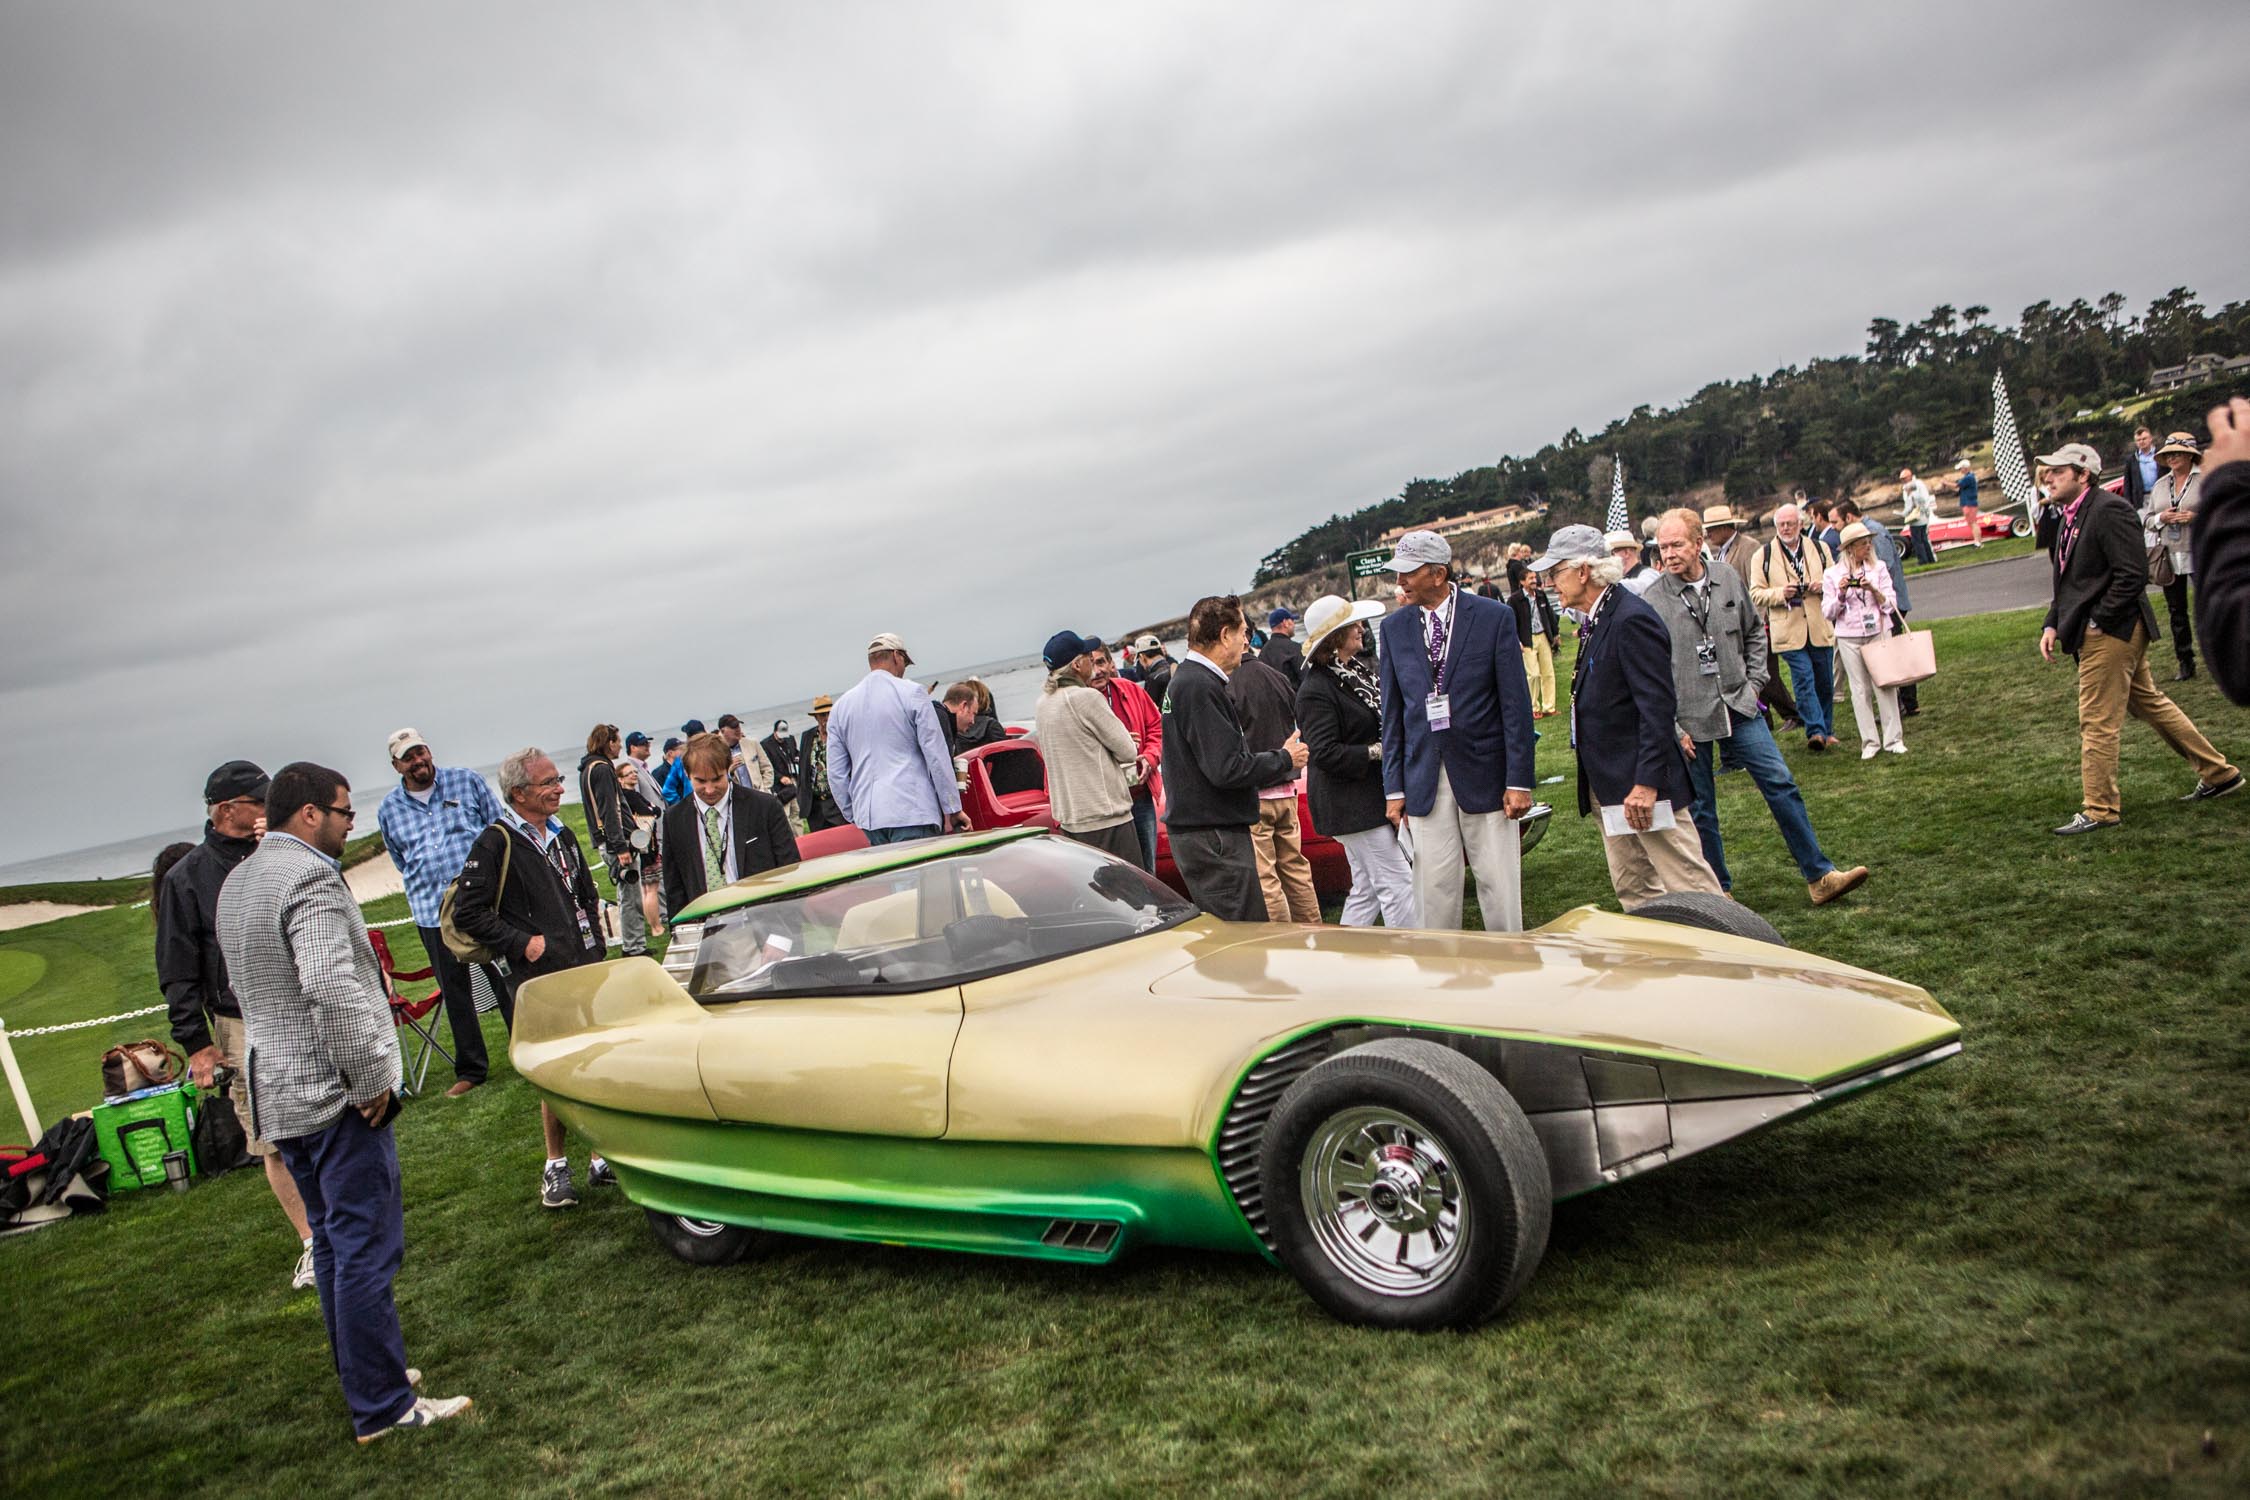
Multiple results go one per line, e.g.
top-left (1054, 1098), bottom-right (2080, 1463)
top-left (1375, 501), bottom-right (1547, 546)
top-left (2150, 353), bottom-right (2250, 392)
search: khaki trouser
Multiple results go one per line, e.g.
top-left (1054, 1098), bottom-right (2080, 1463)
top-left (1521, 637), bottom-right (1557, 714)
top-left (1601, 819), bottom-right (1724, 909)
top-left (2076, 623), bottom-right (2236, 820)
top-left (210, 1013), bottom-right (277, 1157)
top-left (1410, 767), bottom-right (1524, 933)
top-left (1250, 797), bottom-right (1322, 923)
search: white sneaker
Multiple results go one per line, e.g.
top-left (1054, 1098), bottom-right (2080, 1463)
top-left (1861, 745), bottom-right (1878, 761)
top-left (291, 1245), bottom-right (315, 1290)
top-left (357, 1394), bottom-right (473, 1444)
top-left (1885, 744), bottom-right (1909, 755)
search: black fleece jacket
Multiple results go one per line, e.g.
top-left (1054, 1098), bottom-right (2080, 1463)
top-left (452, 821), bottom-right (608, 980)
top-left (1162, 658), bottom-right (1294, 830)
top-left (2193, 460), bottom-right (2250, 704)
top-left (155, 823), bottom-right (258, 1055)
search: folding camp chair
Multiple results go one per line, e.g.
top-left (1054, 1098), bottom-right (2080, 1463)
top-left (367, 928), bottom-right (454, 1097)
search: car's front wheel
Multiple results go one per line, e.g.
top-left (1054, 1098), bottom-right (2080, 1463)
top-left (644, 1209), bottom-right (769, 1266)
top-left (1259, 1038), bottom-right (1550, 1329)
top-left (1628, 890), bottom-right (1785, 946)
top-left (2010, 514), bottom-right (2032, 538)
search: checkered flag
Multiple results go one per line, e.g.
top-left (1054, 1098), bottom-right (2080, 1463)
top-left (1605, 456), bottom-right (1628, 534)
top-left (1991, 371), bottom-right (2036, 511)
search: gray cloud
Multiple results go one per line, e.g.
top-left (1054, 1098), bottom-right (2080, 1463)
top-left (3, 0), bottom-right (2247, 863)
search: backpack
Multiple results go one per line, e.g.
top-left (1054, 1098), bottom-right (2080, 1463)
top-left (438, 824), bottom-right (514, 964)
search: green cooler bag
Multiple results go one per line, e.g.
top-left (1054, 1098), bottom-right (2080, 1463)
top-left (93, 1082), bottom-right (200, 1192)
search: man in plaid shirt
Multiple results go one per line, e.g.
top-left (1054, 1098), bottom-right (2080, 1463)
top-left (375, 729), bottom-right (505, 1096)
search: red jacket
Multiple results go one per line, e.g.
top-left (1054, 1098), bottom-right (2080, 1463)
top-left (1100, 675), bottom-right (1163, 799)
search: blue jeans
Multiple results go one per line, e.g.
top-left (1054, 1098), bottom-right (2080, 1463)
top-left (1129, 796), bottom-right (1159, 871)
top-left (1779, 645), bottom-right (1836, 741)
top-left (1906, 523), bottom-right (1935, 565)
top-left (275, 1108), bottom-right (415, 1438)
top-left (1685, 710), bottom-right (1836, 889)
top-left (865, 824), bottom-right (941, 845)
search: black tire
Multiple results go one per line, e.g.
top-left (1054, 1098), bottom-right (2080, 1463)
top-left (644, 1208), bottom-right (768, 1266)
top-left (1627, 890), bottom-right (1785, 947)
top-left (1259, 1038), bottom-right (1550, 1329)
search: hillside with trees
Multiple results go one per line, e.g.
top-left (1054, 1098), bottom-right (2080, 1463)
top-left (1253, 288), bottom-right (2247, 586)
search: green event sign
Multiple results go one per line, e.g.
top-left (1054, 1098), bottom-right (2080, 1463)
top-left (1346, 548), bottom-right (1392, 580)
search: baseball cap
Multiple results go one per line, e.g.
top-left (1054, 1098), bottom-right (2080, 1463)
top-left (716, 714), bottom-right (742, 731)
top-left (1131, 633), bottom-right (1164, 654)
top-left (681, 718), bottom-right (707, 736)
top-left (204, 760), bottom-right (270, 805)
top-left (1382, 530), bottom-right (1451, 572)
top-left (1266, 606), bottom-right (1298, 627)
top-left (625, 730), bottom-right (650, 747)
top-left (867, 632), bottom-right (914, 664)
top-left (386, 727), bottom-right (428, 761)
top-left (1042, 630), bottom-right (1098, 670)
top-left (1530, 524), bottom-right (1609, 573)
top-left (2034, 442), bottom-right (2102, 472)
top-left (661, 736), bottom-right (683, 752)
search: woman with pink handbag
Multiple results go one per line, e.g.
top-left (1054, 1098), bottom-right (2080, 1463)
top-left (1823, 523), bottom-right (1908, 760)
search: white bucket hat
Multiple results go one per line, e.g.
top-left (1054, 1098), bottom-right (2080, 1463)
top-left (1299, 593), bottom-right (1386, 659)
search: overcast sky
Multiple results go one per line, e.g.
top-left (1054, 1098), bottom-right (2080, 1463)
top-left (4, 0), bottom-right (2246, 865)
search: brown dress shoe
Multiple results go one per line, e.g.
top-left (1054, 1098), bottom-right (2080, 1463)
top-left (444, 1079), bottom-right (479, 1098)
top-left (1808, 865), bottom-right (1870, 906)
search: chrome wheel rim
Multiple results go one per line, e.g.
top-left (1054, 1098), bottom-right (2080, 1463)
top-left (674, 1216), bottom-right (731, 1239)
top-left (1299, 1106), bottom-right (1467, 1294)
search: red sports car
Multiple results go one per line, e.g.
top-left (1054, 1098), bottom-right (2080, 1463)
top-left (1921, 507), bottom-right (2031, 551)
top-left (797, 733), bottom-right (1552, 901)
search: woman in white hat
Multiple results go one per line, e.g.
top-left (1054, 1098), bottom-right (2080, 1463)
top-left (1821, 523), bottom-right (1907, 758)
top-left (2143, 432), bottom-right (2203, 680)
top-left (1292, 594), bottom-right (1417, 928)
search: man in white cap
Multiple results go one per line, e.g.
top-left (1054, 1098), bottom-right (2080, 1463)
top-left (2036, 443), bottom-right (2239, 834)
top-left (827, 632), bottom-right (970, 844)
top-left (1606, 531), bottom-right (1656, 595)
top-left (1536, 524), bottom-right (1723, 904)
top-left (1377, 529), bottom-right (1537, 932)
top-left (374, 729), bottom-right (508, 1096)
top-left (1130, 633), bottom-right (1175, 704)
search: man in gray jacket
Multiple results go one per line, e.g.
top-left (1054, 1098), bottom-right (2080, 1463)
top-left (1650, 510), bottom-right (1869, 907)
top-left (217, 762), bottom-right (470, 1443)
top-left (1032, 630), bottom-right (1142, 862)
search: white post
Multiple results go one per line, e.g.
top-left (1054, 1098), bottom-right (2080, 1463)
top-left (0, 1021), bottom-right (39, 1142)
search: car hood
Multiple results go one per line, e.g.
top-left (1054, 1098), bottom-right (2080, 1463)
top-left (1143, 907), bottom-right (1957, 1086)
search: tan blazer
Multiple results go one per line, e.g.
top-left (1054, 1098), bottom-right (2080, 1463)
top-left (1748, 535), bottom-right (1837, 650)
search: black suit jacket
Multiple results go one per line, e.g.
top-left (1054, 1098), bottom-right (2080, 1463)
top-left (662, 785), bottom-right (801, 916)
top-left (2193, 460), bottom-right (2250, 704)
top-left (1295, 663), bottom-right (1386, 836)
top-left (796, 728), bottom-right (845, 829)
top-left (1571, 586), bottom-right (1693, 816)
top-left (2043, 490), bottom-right (2160, 654)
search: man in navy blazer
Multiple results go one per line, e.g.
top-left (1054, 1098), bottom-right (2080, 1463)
top-left (1379, 529), bottom-right (1537, 932)
top-left (1533, 525), bottom-right (1721, 907)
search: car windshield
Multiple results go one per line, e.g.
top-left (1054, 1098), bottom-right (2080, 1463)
top-left (688, 837), bottom-right (1196, 1002)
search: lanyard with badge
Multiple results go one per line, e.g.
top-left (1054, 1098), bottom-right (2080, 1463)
top-left (532, 823), bottom-right (600, 952)
top-left (1682, 580), bottom-right (1721, 677)
top-left (1424, 592), bottom-right (1455, 732)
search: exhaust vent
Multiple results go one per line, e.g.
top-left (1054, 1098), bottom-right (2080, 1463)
top-left (1040, 1219), bottom-right (1120, 1254)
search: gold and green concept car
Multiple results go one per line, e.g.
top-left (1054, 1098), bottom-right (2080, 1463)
top-left (513, 829), bottom-right (1959, 1328)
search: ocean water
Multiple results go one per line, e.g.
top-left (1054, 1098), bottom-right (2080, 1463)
top-left (0, 649), bottom-right (1073, 887)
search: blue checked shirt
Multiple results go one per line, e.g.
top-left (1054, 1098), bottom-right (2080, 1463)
top-left (377, 765), bottom-right (505, 927)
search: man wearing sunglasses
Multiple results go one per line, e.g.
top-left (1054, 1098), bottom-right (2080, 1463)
top-left (156, 758), bottom-right (316, 1287)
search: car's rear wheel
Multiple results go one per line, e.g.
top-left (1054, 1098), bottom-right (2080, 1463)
top-left (1628, 891), bottom-right (1785, 946)
top-left (1259, 1038), bottom-right (1550, 1329)
top-left (644, 1208), bottom-right (769, 1266)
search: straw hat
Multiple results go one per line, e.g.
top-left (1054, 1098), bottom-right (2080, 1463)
top-left (1602, 530), bottom-right (1639, 553)
top-left (809, 694), bottom-right (834, 717)
top-left (2155, 432), bottom-right (2200, 460)
top-left (1299, 593), bottom-right (1385, 658)
top-left (1838, 521), bottom-right (1873, 549)
top-left (1701, 503), bottom-right (1745, 529)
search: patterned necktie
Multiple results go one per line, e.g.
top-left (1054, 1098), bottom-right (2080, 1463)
top-left (1427, 606), bottom-right (1447, 682)
top-left (702, 804), bottom-right (726, 890)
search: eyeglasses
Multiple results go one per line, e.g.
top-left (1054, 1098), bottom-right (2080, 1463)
top-left (324, 803), bottom-right (356, 823)
top-left (530, 776), bottom-right (565, 789)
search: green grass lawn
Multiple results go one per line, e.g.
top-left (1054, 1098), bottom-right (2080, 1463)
top-left (5, 613), bottom-right (2248, 1496)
